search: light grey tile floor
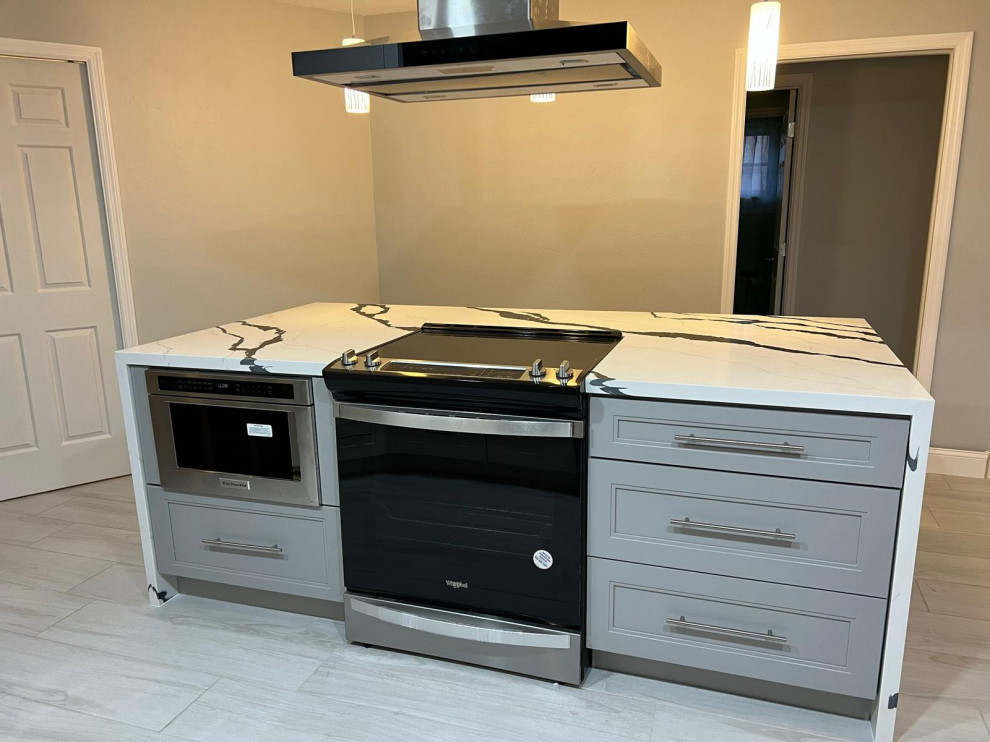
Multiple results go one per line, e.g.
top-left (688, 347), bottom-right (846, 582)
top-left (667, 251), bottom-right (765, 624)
top-left (0, 475), bottom-right (988, 740)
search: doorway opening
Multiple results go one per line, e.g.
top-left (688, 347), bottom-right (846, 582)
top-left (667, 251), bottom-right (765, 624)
top-left (721, 33), bottom-right (972, 388)
top-left (733, 85), bottom-right (798, 316)
top-left (732, 55), bottom-right (947, 373)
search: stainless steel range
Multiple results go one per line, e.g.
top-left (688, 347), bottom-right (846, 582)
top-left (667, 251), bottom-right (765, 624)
top-left (323, 323), bottom-right (621, 685)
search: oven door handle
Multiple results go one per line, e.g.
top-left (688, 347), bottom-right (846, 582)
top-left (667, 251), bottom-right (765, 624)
top-left (334, 402), bottom-right (584, 439)
top-left (349, 598), bottom-right (573, 649)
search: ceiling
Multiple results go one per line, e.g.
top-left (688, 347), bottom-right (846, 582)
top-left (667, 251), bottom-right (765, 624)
top-left (276, 0), bottom-right (416, 15)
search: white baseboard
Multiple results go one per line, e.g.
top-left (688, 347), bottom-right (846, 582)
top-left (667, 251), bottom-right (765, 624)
top-left (928, 448), bottom-right (990, 478)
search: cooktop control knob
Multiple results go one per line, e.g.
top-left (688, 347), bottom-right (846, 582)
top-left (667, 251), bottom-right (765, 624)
top-left (557, 360), bottom-right (573, 383)
top-left (365, 350), bottom-right (382, 369)
top-left (531, 358), bottom-right (546, 379)
top-left (341, 349), bottom-right (358, 367)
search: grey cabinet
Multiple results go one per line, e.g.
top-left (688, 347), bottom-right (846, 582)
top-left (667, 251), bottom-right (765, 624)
top-left (590, 397), bottom-right (910, 488)
top-left (586, 395), bottom-right (906, 704)
top-left (588, 558), bottom-right (886, 699)
top-left (149, 486), bottom-right (342, 601)
top-left (588, 459), bottom-right (898, 597)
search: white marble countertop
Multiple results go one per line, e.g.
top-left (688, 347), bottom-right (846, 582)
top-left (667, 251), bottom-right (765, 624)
top-left (117, 302), bottom-right (932, 416)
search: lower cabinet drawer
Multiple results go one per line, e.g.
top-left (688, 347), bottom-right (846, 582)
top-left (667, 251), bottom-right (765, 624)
top-left (149, 486), bottom-right (342, 601)
top-left (588, 558), bottom-right (886, 699)
top-left (588, 459), bottom-right (898, 597)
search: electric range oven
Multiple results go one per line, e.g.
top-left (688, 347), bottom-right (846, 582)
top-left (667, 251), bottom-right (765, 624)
top-left (324, 323), bottom-right (621, 685)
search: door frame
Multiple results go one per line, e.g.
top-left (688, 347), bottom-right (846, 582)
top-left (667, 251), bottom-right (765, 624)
top-left (720, 32), bottom-right (974, 389)
top-left (0, 37), bottom-right (137, 347)
top-left (771, 74), bottom-right (812, 316)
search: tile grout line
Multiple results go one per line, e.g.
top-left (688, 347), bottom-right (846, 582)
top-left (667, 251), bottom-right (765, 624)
top-left (26, 530), bottom-right (145, 567)
top-left (0, 629), bottom-right (220, 739)
top-left (980, 706), bottom-right (990, 736)
top-left (36, 594), bottom-right (96, 631)
top-left (914, 579), bottom-right (932, 612)
top-left (595, 673), bottom-right (867, 742)
top-left (158, 675), bottom-right (224, 736)
top-left (61, 561), bottom-right (128, 598)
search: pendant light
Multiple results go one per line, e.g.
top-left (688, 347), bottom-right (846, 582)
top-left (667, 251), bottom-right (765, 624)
top-left (530, 93), bottom-right (556, 103)
top-left (342, 0), bottom-right (370, 113)
top-left (746, 1), bottom-right (781, 92)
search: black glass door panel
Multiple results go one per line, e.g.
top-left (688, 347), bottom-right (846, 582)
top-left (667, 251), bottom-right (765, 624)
top-left (169, 403), bottom-right (297, 480)
top-left (337, 418), bottom-right (583, 628)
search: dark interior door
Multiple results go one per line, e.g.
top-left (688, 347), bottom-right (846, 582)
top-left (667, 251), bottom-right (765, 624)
top-left (734, 88), bottom-right (797, 315)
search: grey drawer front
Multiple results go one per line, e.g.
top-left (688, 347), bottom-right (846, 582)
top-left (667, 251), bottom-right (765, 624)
top-left (588, 460), bottom-right (898, 597)
top-left (588, 558), bottom-right (886, 698)
top-left (590, 398), bottom-right (909, 488)
top-left (149, 487), bottom-right (342, 601)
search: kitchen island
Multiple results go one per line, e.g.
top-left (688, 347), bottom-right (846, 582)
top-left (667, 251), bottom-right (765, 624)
top-left (116, 302), bottom-right (933, 742)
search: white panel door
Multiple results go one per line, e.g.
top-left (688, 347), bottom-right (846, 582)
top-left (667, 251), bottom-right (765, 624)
top-left (0, 57), bottom-right (128, 500)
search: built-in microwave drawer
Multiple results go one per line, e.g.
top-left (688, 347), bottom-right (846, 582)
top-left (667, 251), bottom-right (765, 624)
top-left (148, 487), bottom-right (342, 601)
top-left (589, 398), bottom-right (909, 488)
top-left (587, 558), bottom-right (886, 699)
top-left (588, 459), bottom-right (898, 597)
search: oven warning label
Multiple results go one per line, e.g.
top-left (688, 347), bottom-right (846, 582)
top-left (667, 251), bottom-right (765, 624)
top-left (246, 423), bottom-right (273, 438)
top-left (533, 550), bottom-right (554, 570)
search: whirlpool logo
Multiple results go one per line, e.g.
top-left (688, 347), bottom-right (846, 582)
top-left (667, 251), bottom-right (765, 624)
top-left (445, 580), bottom-right (468, 589)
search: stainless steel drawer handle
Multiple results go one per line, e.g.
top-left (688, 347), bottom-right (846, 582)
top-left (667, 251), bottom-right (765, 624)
top-left (202, 538), bottom-right (283, 554)
top-left (666, 616), bottom-right (788, 644)
top-left (669, 518), bottom-right (796, 541)
top-left (673, 434), bottom-right (805, 455)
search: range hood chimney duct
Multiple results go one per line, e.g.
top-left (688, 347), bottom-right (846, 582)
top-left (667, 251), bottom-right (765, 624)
top-left (417, 0), bottom-right (560, 38)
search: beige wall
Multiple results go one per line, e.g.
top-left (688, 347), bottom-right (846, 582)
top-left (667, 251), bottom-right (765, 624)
top-left (0, 0), bottom-right (380, 341)
top-left (3, 0), bottom-right (985, 451)
top-left (367, 1), bottom-right (990, 452)
top-left (781, 57), bottom-right (947, 369)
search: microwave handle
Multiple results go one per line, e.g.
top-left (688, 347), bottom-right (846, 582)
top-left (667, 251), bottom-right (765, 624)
top-left (334, 402), bottom-right (584, 439)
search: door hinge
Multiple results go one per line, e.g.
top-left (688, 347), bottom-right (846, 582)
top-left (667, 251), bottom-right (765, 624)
top-left (787, 121), bottom-right (795, 138)
top-left (888, 693), bottom-right (899, 709)
top-left (779, 242), bottom-right (787, 258)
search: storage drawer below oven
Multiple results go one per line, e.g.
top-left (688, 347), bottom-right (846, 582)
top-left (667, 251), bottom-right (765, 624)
top-left (587, 558), bottom-right (886, 699)
top-left (148, 486), bottom-right (342, 601)
top-left (344, 592), bottom-right (583, 686)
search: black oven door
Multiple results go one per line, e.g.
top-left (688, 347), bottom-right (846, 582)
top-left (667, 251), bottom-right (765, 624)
top-left (334, 402), bottom-right (585, 629)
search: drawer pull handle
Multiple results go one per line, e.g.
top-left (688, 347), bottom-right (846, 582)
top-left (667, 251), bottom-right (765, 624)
top-left (669, 518), bottom-right (796, 541)
top-left (202, 538), bottom-right (283, 554)
top-left (666, 616), bottom-right (788, 644)
top-left (673, 434), bottom-right (805, 455)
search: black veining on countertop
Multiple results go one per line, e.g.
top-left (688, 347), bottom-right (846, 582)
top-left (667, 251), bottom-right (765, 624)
top-left (468, 307), bottom-right (903, 368)
top-left (907, 448), bottom-right (920, 472)
top-left (216, 320), bottom-right (287, 374)
top-left (657, 313), bottom-right (884, 342)
top-left (587, 371), bottom-right (629, 396)
top-left (351, 303), bottom-right (419, 332)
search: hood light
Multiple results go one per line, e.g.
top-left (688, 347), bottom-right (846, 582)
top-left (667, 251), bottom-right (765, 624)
top-left (746, 1), bottom-right (781, 92)
top-left (530, 93), bottom-right (556, 103)
top-left (342, 1), bottom-right (370, 113)
top-left (345, 87), bottom-right (371, 114)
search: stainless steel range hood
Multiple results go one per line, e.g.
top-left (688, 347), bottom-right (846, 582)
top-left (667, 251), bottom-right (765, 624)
top-left (291, 0), bottom-right (661, 103)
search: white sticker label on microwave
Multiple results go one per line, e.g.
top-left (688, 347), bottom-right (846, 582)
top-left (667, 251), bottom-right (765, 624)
top-left (246, 423), bottom-right (273, 438)
top-left (533, 549), bottom-right (553, 570)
